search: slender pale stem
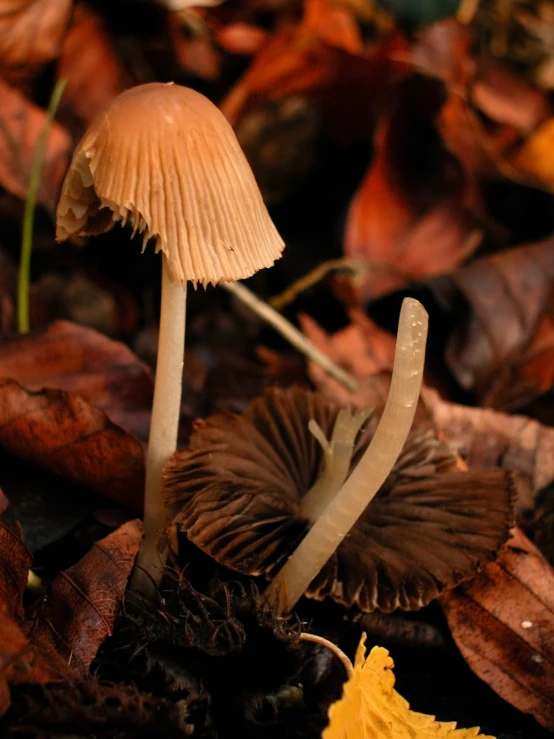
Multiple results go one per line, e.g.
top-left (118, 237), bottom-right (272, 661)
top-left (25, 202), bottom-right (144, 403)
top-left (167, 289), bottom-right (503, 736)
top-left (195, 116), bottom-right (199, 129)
top-left (131, 256), bottom-right (186, 598)
top-left (300, 633), bottom-right (353, 678)
top-left (222, 280), bottom-right (358, 392)
top-left (264, 298), bottom-right (428, 613)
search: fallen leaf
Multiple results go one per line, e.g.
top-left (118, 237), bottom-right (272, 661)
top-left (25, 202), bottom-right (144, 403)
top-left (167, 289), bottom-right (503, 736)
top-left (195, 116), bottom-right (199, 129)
top-left (0, 0), bottom-right (72, 75)
top-left (0, 76), bottom-right (71, 213)
top-left (0, 320), bottom-right (153, 441)
top-left (31, 520), bottom-right (143, 675)
top-left (0, 379), bottom-right (144, 509)
top-left (216, 22), bottom-right (269, 55)
top-left (512, 118), bottom-right (554, 191)
top-left (422, 386), bottom-right (554, 500)
top-left (441, 528), bottom-right (554, 731)
top-left (59, 3), bottom-right (129, 130)
top-left (299, 310), bottom-right (396, 406)
top-left (443, 236), bottom-right (554, 409)
top-left (0, 521), bottom-right (69, 716)
top-left (220, 7), bottom-right (408, 141)
top-left (323, 633), bottom-right (494, 738)
top-left (344, 74), bottom-right (481, 302)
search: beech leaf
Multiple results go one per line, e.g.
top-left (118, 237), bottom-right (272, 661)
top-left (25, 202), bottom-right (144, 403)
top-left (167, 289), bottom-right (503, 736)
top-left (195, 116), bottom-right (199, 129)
top-left (0, 379), bottom-right (145, 509)
top-left (31, 520), bottom-right (143, 675)
top-left (441, 528), bottom-right (554, 731)
top-left (323, 633), bottom-right (494, 739)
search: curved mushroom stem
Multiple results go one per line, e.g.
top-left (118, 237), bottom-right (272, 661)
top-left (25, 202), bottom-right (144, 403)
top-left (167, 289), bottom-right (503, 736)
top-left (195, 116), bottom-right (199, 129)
top-left (131, 256), bottom-right (186, 598)
top-left (264, 297), bottom-right (428, 614)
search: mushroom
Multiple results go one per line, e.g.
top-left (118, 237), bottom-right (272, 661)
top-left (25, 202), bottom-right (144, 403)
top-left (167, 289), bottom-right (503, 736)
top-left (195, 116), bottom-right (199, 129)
top-left (164, 384), bottom-right (515, 614)
top-left (56, 82), bottom-right (284, 596)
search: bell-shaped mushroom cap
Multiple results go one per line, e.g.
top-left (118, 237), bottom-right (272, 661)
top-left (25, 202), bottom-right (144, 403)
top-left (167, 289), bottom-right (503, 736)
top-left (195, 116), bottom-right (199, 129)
top-left (164, 386), bottom-right (516, 614)
top-left (56, 83), bottom-right (284, 286)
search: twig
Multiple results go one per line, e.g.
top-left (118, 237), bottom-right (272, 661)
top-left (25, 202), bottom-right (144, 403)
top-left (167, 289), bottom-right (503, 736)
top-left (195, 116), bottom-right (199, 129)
top-left (300, 632), bottom-right (354, 678)
top-left (222, 280), bottom-right (358, 392)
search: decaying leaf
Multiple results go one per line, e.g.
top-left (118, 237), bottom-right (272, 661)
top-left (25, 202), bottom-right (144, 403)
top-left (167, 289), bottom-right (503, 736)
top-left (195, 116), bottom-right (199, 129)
top-left (323, 633), bottom-right (494, 739)
top-left (422, 386), bottom-right (554, 500)
top-left (0, 0), bottom-right (72, 74)
top-left (0, 320), bottom-right (153, 440)
top-left (165, 386), bottom-right (514, 613)
top-left (443, 237), bottom-right (554, 410)
top-left (0, 77), bottom-right (71, 213)
top-left (0, 521), bottom-right (69, 716)
top-left (441, 528), bottom-right (554, 731)
top-left (31, 520), bottom-right (143, 675)
top-left (344, 74), bottom-right (481, 303)
top-left (0, 379), bottom-right (144, 509)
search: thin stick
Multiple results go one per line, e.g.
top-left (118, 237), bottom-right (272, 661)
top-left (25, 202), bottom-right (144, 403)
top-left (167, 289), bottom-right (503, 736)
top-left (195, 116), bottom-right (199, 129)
top-left (132, 257), bottom-right (186, 598)
top-left (264, 298), bottom-right (428, 613)
top-left (222, 280), bottom-right (357, 392)
top-left (18, 78), bottom-right (67, 334)
top-left (300, 633), bottom-right (354, 678)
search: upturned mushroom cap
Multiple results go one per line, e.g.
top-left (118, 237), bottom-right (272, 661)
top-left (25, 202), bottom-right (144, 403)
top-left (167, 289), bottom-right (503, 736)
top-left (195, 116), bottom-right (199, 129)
top-left (56, 82), bottom-right (285, 286)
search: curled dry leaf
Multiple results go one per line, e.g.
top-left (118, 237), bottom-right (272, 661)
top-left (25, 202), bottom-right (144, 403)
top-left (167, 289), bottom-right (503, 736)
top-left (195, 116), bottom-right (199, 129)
top-left (422, 386), bottom-right (554, 500)
top-left (31, 520), bottom-right (143, 676)
top-left (0, 0), bottom-right (72, 75)
top-left (0, 77), bottom-right (71, 213)
top-left (441, 528), bottom-right (554, 731)
top-left (344, 74), bottom-right (481, 303)
top-left (323, 633), bottom-right (494, 739)
top-left (0, 521), bottom-right (69, 716)
top-left (0, 320), bottom-right (153, 440)
top-left (165, 386), bottom-right (514, 613)
top-left (443, 237), bottom-right (554, 410)
top-left (0, 379), bottom-right (144, 509)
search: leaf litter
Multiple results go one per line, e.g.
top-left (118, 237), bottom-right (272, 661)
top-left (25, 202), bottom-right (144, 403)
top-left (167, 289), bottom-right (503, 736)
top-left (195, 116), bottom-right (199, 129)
top-left (1, 0), bottom-right (554, 737)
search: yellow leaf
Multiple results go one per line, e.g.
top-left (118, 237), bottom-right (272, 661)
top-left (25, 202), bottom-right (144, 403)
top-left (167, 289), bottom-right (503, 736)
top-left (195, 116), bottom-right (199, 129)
top-left (512, 118), bottom-right (554, 190)
top-left (323, 634), bottom-right (495, 739)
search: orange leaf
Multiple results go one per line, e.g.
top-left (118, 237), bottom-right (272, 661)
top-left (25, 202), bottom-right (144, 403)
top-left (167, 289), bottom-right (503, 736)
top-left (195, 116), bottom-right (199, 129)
top-left (0, 77), bottom-right (71, 212)
top-left (344, 74), bottom-right (481, 302)
top-left (0, 379), bottom-right (145, 509)
top-left (31, 520), bottom-right (143, 675)
top-left (441, 528), bottom-right (554, 731)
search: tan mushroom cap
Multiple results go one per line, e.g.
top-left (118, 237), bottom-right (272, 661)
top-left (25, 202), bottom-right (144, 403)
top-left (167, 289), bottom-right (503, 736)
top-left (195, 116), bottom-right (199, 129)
top-left (56, 82), bottom-right (285, 286)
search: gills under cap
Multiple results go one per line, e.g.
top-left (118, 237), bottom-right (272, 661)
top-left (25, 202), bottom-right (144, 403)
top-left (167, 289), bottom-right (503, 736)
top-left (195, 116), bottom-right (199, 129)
top-left (56, 82), bottom-right (285, 286)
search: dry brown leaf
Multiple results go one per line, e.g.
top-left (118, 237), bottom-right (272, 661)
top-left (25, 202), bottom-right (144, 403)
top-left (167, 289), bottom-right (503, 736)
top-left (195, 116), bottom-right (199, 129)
top-left (166, 386), bottom-right (514, 613)
top-left (0, 77), bottom-right (71, 212)
top-left (422, 386), bottom-right (554, 500)
top-left (59, 3), bottom-right (129, 130)
top-left (443, 237), bottom-right (554, 410)
top-left (0, 379), bottom-right (145, 509)
top-left (31, 520), bottom-right (143, 675)
top-left (344, 74), bottom-right (481, 303)
top-left (215, 22), bottom-right (269, 55)
top-left (441, 528), bottom-right (554, 731)
top-left (511, 118), bottom-right (554, 190)
top-left (0, 0), bottom-right (72, 75)
top-left (324, 633), bottom-right (494, 739)
top-left (0, 521), bottom-right (69, 716)
top-left (0, 320), bottom-right (153, 441)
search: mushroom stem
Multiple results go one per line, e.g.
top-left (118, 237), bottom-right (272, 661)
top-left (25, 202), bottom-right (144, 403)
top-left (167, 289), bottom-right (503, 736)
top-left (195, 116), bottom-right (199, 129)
top-left (132, 256), bottom-right (186, 598)
top-left (221, 280), bottom-right (358, 392)
top-left (264, 297), bottom-right (428, 613)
